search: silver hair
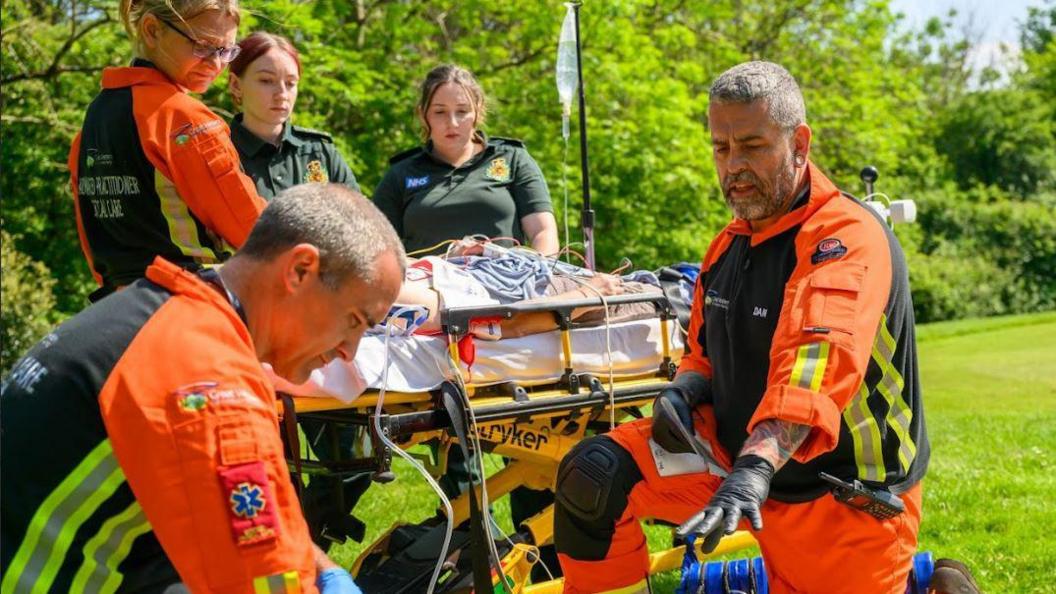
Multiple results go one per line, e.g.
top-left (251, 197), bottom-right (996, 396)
top-left (238, 184), bottom-right (406, 288)
top-left (709, 61), bottom-right (806, 131)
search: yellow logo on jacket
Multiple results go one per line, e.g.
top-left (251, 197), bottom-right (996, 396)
top-left (305, 160), bottom-right (328, 183)
top-left (485, 158), bottom-right (510, 182)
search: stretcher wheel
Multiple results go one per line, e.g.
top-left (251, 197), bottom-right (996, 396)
top-left (682, 551), bottom-right (935, 594)
top-left (726, 558), bottom-right (751, 592)
top-left (908, 551), bottom-right (934, 594)
top-left (703, 560), bottom-right (724, 593)
top-left (751, 556), bottom-right (768, 594)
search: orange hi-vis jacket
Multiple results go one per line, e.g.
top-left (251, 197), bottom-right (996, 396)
top-left (553, 163), bottom-right (928, 594)
top-left (70, 59), bottom-right (265, 300)
top-left (680, 161), bottom-right (928, 500)
top-left (1, 258), bottom-right (318, 593)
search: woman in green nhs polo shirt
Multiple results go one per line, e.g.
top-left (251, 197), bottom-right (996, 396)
top-left (227, 32), bottom-right (359, 199)
top-left (373, 64), bottom-right (559, 255)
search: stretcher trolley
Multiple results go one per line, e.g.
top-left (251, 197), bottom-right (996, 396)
top-left (280, 291), bottom-right (760, 593)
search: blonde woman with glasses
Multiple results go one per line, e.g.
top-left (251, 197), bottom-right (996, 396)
top-left (69, 0), bottom-right (266, 303)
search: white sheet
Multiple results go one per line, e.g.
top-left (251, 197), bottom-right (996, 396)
top-left (286, 317), bottom-right (684, 402)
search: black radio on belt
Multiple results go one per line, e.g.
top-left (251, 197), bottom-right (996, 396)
top-left (819, 472), bottom-right (905, 520)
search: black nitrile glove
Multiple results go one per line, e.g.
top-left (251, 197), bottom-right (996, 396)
top-left (651, 387), bottom-right (698, 454)
top-left (676, 454), bottom-right (775, 553)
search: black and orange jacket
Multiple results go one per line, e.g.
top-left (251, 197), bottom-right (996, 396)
top-left (69, 59), bottom-right (265, 300)
top-left (679, 162), bottom-right (928, 502)
top-left (1, 258), bottom-right (319, 593)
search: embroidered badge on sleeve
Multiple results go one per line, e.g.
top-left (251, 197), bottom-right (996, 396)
top-left (485, 157), bottom-right (510, 182)
top-left (811, 237), bottom-right (848, 265)
top-left (217, 461), bottom-right (280, 546)
top-left (405, 175), bottom-right (430, 189)
top-left (304, 160), bottom-right (328, 183)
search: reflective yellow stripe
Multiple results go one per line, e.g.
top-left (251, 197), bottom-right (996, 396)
top-left (872, 319), bottom-right (916, 472)
top-left (254, 577), bottom-right (271, 594)
top-left (843, 315), bottom-right (917, 481)
top-left (155, 170), bottom-right (218, 261)
top-left (789, 346), bottom-right (809, 387)
top-left (253, 571), bottom-right (301, 593)
top-left (69, 501), bottom-right (152, 594)
top-left (284, 571), bottom-right (302, 594)
top-left (842, 383), bottom-right (886, 482)
top-left (2, 440), bottom-right (126, 594)
top-left (789, 342), bottom-right (830, 391)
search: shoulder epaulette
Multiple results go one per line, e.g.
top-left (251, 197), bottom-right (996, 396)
top-left (389, 146), bottom-right (424, 165)
top-left (490, 136), bottom-right (526, 149)
top-left (291, 125), bottom-right (333, 142)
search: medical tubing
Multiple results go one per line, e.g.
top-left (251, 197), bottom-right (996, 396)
top-left (563, 273), bottom-right (617, 430)
top-left (490, 517), bottom-right (557, 582)
top-left (452, 369), bottom-right (512, 590)
top-left (375, 310), bottom-right (454, 594)
top-left (408, 238), bottom-right (459, 257)
top-left (562, 136), bottom-right (571, 263)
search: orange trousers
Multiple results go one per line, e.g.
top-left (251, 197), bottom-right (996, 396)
top-left (556, 416), bottom-right (922, 594)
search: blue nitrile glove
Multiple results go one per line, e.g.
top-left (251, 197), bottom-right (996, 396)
top-left (317, 568), bottom-right (362, 594)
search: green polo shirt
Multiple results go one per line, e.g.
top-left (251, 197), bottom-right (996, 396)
top-left (229, 113), bottom-right (359, 200)
top-left (372, 134), bottom-right (553, 254)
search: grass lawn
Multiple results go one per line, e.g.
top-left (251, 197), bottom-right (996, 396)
top-left (333, 311), bottom-right (1056, 593)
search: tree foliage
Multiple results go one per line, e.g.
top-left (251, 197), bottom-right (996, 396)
top-left (1, 229), bottom-right (57, 374)
top-left (2, 0), bottom-right (1054, 337)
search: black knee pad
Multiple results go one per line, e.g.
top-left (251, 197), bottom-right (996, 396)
top-left (556, 435), bottom-right (642, 521)
top-left (554, 437), bottom-right (643, 560)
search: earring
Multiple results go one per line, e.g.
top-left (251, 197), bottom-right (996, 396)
top-left (794, 154), bottom-right (806, 167)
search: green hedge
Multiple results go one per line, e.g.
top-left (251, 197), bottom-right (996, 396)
top-left (1, 230), bottom-right (57, 374)
top-left (902, 187), bottom-right (1056, 323)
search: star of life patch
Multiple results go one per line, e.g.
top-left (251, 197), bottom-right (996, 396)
top-left (217, 461), bottom-right (279, 546)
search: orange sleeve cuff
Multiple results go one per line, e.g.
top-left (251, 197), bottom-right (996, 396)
top-left (748, 383), bottom-right (842, 462)
top-left (677, 355), bottom-right (712, 378)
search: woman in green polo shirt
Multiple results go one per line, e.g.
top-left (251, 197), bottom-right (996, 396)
top-left (226, 33), bottom-right (369, 553)
top-left (227, 32), bottom-right (359, 200)
top-left (373, 64), bottom-right (559, 256)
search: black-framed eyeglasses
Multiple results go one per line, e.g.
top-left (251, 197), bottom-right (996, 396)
top-left (159, 18), bottom-right (241, 64)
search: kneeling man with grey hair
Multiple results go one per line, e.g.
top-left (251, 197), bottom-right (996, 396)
top-left (2, 184), bottom-right (403, 594)
top-left (552, 62), bottom-right (979, 594)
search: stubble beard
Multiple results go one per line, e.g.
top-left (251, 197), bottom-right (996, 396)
top-left (723, 153), bottom-right (798, 221)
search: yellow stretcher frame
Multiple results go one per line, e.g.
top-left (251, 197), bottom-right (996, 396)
top-left (282, 294), bottom-right (756, 593)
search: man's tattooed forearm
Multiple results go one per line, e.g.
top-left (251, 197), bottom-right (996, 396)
top-left (739, 419), bottom-right (810, 469)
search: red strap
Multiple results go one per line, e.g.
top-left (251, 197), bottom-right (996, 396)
top-left (457, 335), bottom-right (476, 369)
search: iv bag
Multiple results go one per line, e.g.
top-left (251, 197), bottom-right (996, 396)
top-left (556, 3), bottom-right (578, 138)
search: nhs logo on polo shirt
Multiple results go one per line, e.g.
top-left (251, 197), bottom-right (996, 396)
top-left (405, 175), bottom-right (430, 189)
